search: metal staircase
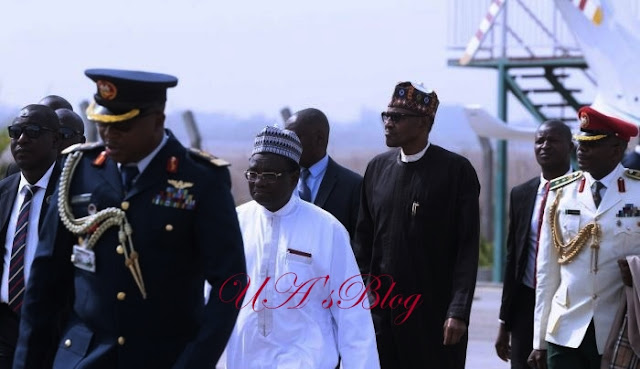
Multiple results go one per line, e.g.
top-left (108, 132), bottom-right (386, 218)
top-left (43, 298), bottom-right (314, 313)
top-left (447, 0), bottom-right (596, 124)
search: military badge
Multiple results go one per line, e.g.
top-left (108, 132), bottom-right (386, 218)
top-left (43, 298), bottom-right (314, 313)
top-left (167, 179), bottom-right (193, 189)
top-left (617, 204), bottom-right (640, 218)
top-left (71, 244), bottom-right (96, 272)
top-left (93, 151), bottom-right (108, 167)
top-left (167, 156), bottom-right (179, 173)
top-left (625, 169), bottom-right (640, 180)
top-left (152, 183), bottom-right (196, 210)
top-left (97, 80), bottom-right (117, 100)
top-left (71, 193), bottom-right (92, 205)
top-left (580, 112), bottom-right (589, 128)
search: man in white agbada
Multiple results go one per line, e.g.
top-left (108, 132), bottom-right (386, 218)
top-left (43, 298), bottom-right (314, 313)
top-left (221, 126), bottom-right (379, 369)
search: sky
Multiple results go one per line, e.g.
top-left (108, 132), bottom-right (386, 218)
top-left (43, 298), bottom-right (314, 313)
top-left (0, 0), bottom-right (498, 123)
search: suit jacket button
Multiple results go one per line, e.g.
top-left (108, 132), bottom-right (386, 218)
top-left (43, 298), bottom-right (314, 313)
top-left (116, 245), bottom-right (124, 254)
top-left (592, 294), bottom-right (598, 300)
top-left (165, 224), bottom-right (174, 232)
top-left (121, 201), bottom-right (130, 210)
top-left (64, 339), bottom-right (72, 348)
top-left (117, 292), bottom-right (126, 301)
top-left (118, 336), bottom-right (126, 345)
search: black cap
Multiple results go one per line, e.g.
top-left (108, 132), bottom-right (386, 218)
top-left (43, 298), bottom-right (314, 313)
top-left (13, 104), bottom-right (59, 127)
top-left (85, 68), bottom-right (178, 123)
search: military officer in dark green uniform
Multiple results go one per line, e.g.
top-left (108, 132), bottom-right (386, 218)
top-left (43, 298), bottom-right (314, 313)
top-left (12, 69), bottom-right (246, 369)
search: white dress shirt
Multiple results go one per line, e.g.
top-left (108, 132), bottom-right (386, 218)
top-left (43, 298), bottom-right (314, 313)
top-left (223, 195), bottom-right (380, 369)
top-left (1, 163), bottom-right (56, 303)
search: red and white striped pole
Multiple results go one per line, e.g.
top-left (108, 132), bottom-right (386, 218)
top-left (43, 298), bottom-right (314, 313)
top-left (459, 0), bottom-right (507, 66)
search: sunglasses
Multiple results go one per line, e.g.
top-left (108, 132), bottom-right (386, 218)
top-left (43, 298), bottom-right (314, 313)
top-left (60, 127), bottom-right (81, 139)
top-left (381, 112), bottom-right (425, 124)
top-left (8, 124), bottom-right (55, 139)
top-left (245, 171), bottom-right (288, 183)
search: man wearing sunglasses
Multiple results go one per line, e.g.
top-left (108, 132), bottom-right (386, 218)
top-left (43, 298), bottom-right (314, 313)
top-left (221, 126), bottom-right (379, 369)
top-left (55, 108), bottom-right (86, 149)
top-left (0, 104), bottom-right (61, 369)
top-left (354, 81), bottom-right (480, 369)
top-left (3, 96), bottom-right (76, 179)
top-left (12, 69), bottom-right (246, 369)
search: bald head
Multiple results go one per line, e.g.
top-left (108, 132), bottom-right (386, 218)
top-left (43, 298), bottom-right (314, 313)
top-left (39, 95), bottom-right (73, 112)
top-left (56, 108), bottom-right (86, 149)
top-left (285, 108), bottom-right (330, 168)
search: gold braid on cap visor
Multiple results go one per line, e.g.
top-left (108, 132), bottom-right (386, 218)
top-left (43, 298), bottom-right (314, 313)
top-left (573, 134), bottom-right (608, 141)
top-left (86, 101), bottom-right (140, 123)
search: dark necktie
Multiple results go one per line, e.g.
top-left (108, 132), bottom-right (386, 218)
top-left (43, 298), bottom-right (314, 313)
top-left (121, 165), bottom-right (140, 192)
top-left (299, 168), bottom-right (311, 202)
top-left (9, 185), bottom-right (38, 313)
top-left (592, 181), bottom-right (605, 208)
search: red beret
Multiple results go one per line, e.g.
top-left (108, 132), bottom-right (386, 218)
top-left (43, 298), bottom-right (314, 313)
top-left (575, 106), bottom-right (638, 142)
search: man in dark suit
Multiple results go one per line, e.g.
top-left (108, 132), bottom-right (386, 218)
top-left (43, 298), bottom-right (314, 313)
top-left (12, 69), bottom-right (246, 369)
top-left (0, 105), bottom-right (61, 369)
top-left (495, 120), bottom-right (573, 369)
top-left (4, 96), bottom-right (82, 179)
top-left (285, 108), bottom-right (362, 239)
top-left (55, 108), bottom-right (86, 149)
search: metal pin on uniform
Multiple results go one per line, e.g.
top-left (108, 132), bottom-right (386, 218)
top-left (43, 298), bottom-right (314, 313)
top-left (412, 201), bottom-right (420, 216)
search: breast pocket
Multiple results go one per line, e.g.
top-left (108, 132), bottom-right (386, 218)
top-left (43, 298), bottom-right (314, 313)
top-left (614, 217), bottom-right (640, 251)
top-left (558, 210), bottom-right (581, 239)
top-left (614, 217), bottom-right (640, 236)
top-left (275, 248), bottom-right (326, 309)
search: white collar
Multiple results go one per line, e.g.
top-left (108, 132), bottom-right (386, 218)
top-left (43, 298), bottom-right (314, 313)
top-left (583, 164), bottom-right (625, 190)
top-left (400, 142), bottom-right (430, 163)
top-left (18, 161), bottom-right (56, 191)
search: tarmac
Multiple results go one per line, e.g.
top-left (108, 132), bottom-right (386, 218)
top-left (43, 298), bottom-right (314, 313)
top-left (467, 283), bottom-right (510, 369)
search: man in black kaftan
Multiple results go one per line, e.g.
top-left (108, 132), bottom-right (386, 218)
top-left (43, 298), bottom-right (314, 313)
top-left (355, 81), bottom-right (480, 369)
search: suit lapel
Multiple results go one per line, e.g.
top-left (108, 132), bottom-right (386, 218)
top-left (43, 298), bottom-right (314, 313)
top-left (577, 183), bottom-right (596, 212)
top-left (39, 160), bottom-right (62, 228)
top-left (597, 185), bottom-right (621, 215)
top-left (98, 157), bottom-right (125, 195)
top-left (0, 175), bottom-right (19, 265)
top-left (0, 174), bottom-right (20, 234)
top-left (523, 178), bottom-right (540, 225)
top-left (314, 157), bottom-right (337, 208)
top-left (517, 177), bottom-right (540, 258)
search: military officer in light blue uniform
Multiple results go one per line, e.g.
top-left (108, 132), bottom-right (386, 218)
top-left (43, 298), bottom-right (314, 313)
top-left (12, 69), bottom-right (246, 369)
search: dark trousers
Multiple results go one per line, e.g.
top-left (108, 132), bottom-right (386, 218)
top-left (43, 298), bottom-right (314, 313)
top-left (0, 304), bottom-right (19, 369)
top-left (547, 320), bottom-right (601, 369)
top-left (510, 284), bottom-right (535, 369)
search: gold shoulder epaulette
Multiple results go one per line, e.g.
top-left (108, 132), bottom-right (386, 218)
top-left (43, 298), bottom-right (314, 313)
top-left (188, 148), bottom-right (230, 167)
top-left (60, 142), bottom-right (104, 155)
top-left (624, 169), bottom-right (640, 180)
top-left (550, 171), bottom-right (583, 191)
